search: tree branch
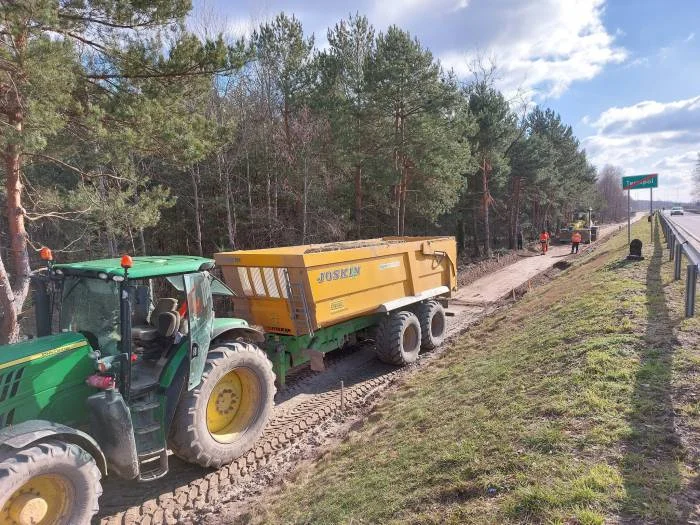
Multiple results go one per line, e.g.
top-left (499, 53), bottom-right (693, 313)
top-left (23, 152), bottom-right (87, 176)
top-left (24, 209), bottom-right (91, 222)
top-left (57, 13), bottom-right (167, 30)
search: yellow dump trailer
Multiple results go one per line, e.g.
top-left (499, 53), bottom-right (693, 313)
top-left (215, 236), bottom-right (456, 336)
top-left (215, 237), bottom-right (457, 385)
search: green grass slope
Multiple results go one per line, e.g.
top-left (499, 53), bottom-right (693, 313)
top-left (249, 219), bottom-right (700, 525)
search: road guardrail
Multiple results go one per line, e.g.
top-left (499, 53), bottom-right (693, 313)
top-left (659, 212), bottom-right (699, 317)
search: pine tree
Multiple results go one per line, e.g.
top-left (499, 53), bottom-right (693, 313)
top-left (0, 0), bottom-right (244, 343)
top-left (366, 26), bottom-right (467, 235)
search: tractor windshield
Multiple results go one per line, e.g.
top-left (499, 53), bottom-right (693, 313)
top-left (59, 276), bottom-right (121, 356)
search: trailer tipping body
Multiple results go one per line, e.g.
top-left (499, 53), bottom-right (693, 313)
top-left (215, 236), bottom-right (456, 337)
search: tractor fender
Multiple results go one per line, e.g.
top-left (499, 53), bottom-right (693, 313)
top-left (0, 419), bottom-right (108, 475)
top-left (212, 325), bottom-right (265, 344)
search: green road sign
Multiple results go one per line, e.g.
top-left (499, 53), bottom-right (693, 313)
top-left (622, 173), bottom-right (658, 190)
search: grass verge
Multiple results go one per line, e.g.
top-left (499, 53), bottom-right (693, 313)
top-left (235, 218), bottom-right (700, 524)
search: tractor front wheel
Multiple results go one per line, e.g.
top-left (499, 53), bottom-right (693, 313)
top-left (0, 440), bottom-right (102, 525)
top-left (169, 342), bottom-right (276, 468)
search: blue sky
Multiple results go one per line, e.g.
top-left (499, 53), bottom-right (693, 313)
top-left (192, 0), bottom-right (700, 201)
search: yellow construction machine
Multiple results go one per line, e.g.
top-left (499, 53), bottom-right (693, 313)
top-left (556, 210), bottom-right (598, 244)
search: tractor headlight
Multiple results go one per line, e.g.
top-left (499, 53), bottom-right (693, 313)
top-left (113, 275), bottom-right (124, 282)
top-left (98, 272), bottom-right (108, 280)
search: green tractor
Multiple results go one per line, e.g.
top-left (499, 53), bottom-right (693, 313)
top-left (0, 252), bottom-right (275, 524)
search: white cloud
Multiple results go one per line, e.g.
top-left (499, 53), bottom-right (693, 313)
top-left (686, 32), bottom-right (695, 43)
top-left (624, 56), bottom-right (650, 69)
top-left (583, 96), bottom-right (700, 201)
top-left (225, 17), bottom-right (258, 39)
top-left (591, 96), bottom-right (700, 137)
top-left (370, 0), bottom-right (436, 26)
top-left (438, 0), bottom-right (626, 99)
top-left (452, 0), bottom-right (470, 12)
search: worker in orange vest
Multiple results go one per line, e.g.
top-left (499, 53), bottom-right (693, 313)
top-left (571, 230), bottom-right (583, 254)
top-left (539, 230), bottom-right (550, 255)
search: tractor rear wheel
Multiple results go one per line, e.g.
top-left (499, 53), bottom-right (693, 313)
top-left (375, 310), bottom-right (422, 366)
top-left (416, 300), bottom-right (446, 350)
top-left (169, 342), bottom-right (276, 468)
top-left (0, 440), bottom-right (101, 525)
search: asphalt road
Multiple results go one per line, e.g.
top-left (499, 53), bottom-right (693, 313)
top-left (666, 211), bottom-right (700, 252)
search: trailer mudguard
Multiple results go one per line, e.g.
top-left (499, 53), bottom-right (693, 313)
top-left (0, 419), bottom-right (108, 475)
top-left (212, 321), bottom-right (265, 343)
top-left (86, 390), bottom-right (139, 480)
top-left (377, 286), bottom-right (450, 313)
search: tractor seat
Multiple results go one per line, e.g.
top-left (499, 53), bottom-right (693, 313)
top-left (132, 298), bottom-right (178, 342)
top-left (133, 310), bottom-right (181, 361)
top-left (131, 324), bottom-right (159, 342)
top-left (156, 310), bottom-right (180, 338)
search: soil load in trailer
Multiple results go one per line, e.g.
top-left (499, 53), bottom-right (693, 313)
top-left (215, 237), bottom-right (457, 336)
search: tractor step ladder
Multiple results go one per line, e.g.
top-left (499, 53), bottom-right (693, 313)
top-left (131, 393), bottom-right (169, 481)
top-left (284, 270), bottom-right (314, 336)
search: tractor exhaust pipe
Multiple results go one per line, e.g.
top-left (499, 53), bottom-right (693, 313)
top-left (32, 276), bottom-right (51, 337)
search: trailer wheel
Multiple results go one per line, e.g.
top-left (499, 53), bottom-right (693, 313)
top-left (169, 342), bottom-right (276, 468)
top-left (0, 440), bottom-right (101, 525)
top-left (375, 310), bottom-right (422, 366)
top-left (415, 300), bottom-right (446, 350)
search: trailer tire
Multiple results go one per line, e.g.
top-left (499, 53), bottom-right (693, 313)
top-left (416, 300), bottom-right (446, 350)
top-left (169, 342), bottom-right (275, 468)
top-left (0, 440), bottom-right (102, 525)
top-left (375, 310), bottom-right (422, 366)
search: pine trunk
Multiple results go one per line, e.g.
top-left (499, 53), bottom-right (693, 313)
top-left (482, 159), bottom-right (492, 258)
top-left (471, 175), bottom-right (481, 257)
top-left (0, 133), bottom-right (29, 343)
top-left (225, 172), bottom-right (236, 249)
top-left (302, 154), bottom-right (308, 243)
top-left (139, 229), bottom-right (147, 255)
top-left (354, 114), bottom-right (363, 238)
top-left (0, 256), bottom-right (18, 345)
top-left (220, 153), bottom-right (236, 249)
top-left (354, 165), bottom-right (362, 238)
top-left (509, 177), bottom-right (522, 249)
top-left (246, 148), bottom-right (253, 228)
top-left (191, 167), bottom-right (203, 257)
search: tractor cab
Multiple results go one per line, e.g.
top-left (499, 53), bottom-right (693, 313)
top-left (27, 252), bottom-right (249, 480)
top-left (36, 253), bottom-right (235, 393)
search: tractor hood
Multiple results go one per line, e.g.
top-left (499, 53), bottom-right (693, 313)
top-left (0, 332), bottom-right (95, 430)
top-left (0, 332), bottom-right (89, 371)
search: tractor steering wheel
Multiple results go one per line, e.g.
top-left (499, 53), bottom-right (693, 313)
top-left (78, 330), bottom-right (100, 352)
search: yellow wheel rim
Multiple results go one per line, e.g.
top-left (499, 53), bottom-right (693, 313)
top-left (2, 474), bottom-right (72, 525)
top-left (206, 367), bottom-right (261, 443)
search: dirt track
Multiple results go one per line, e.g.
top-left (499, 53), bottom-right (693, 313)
top-left (96, 218), bottom-right (638, 525)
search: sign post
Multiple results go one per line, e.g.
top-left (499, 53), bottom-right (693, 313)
top-left (622, 174), bottom-right (658, 245)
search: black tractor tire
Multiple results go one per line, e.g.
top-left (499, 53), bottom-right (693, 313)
top-left (416, 300), bottom-right (447, 350)
top-left (375, 310), bottom-right (422, 366)
top-left (169, 342), bottom-right (276, 468)
top-left (0, 440), bottom-right (101, 525)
